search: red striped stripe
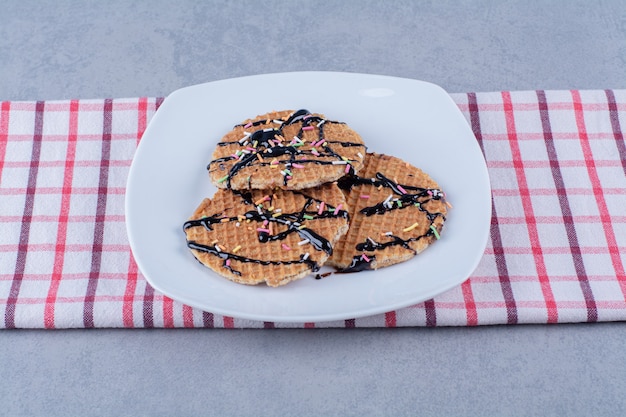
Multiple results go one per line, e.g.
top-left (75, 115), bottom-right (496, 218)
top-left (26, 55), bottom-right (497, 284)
top-left (83, 99), bottom-right (113, 328)
top-left (163, 296), bottom-right (174, 328)
top-left (44, 100), bottom-right (79, 328)
top-left (468, 92), bottom-right (518, 324)
top-left (455, 101), bottom-right (621, 112)
top-left (137, 97), bottom-right (148, 144)
top-left (487, 159), bottom-right (625, 169)
top-left (461, 280), bottom-right (478, 326)
top-left (0, 101), bottom-right (10, 184)
top-left (502, 91), bottom-right (558, 323)
top-left (182, 305), bottom-right (194, 327)
top-left (572, 90), bottom-right (626, 298)
top-left (223, 316), bottom-right (235, 328)
top-left (123, 255), bottom-right (138, 327)
top-left (121, 99), bottom-right (148, 328)
top-left (491, 187), bottom-right (625, 197)
top-left (384, 311), bottom-right (396, 327)
top-left (483, 246), bottom-right (626, 255)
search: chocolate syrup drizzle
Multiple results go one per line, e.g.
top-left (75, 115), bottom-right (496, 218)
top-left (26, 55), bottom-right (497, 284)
top-left (337, 171), bottom-right (447, 273)
top-left (183, 190), bottom-right (348, 276)
top-left (208, 109), bottom-right (365, 188)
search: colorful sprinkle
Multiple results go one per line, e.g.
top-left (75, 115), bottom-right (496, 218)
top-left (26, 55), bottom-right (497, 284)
top-left (430, 225), bottom-right (441, 239)
top-left (403, 222), bottom-right (419, 232)
top-left (282, 243), bottom-right (291, 251)
top-left (317, 201), bottom-right (325, 215)
top-left (344, 163), bottom-right (351, 173)
top-left (244, 122), bottom-right (253, 128)
top-left (334, 203), bottom-right (343, 215)
top-left (397, 185), bottom-right (407, 194)
top-left (360, 194), bottom-right (370, 199)
top-left (291, 163), bottom-right (305, 169)
top-left (255, 196), bottom-right (270, 205)
top-left (225, 259), bottom-right (231, 267)
top-left (303, 214), bottom-right (314, 220)
top-left (256, 228), bottom-right (270, 233)
top-left (302, 126), bottom-right (314, 131)
top-left (232, 245), bottom-right (241, 253)
top-left (361, 254), bottom-right (371, 262)
top-left (298, 239), bottom-right (310, 246)
top-left (217, 175), bottom-right (229, 183)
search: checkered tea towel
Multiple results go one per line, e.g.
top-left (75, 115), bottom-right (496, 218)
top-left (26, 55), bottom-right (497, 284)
top-left (1, 90), bottom-right (624, 328)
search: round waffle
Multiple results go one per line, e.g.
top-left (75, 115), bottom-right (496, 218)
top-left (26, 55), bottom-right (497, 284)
top-left (183, 183), bottom-right (349, 287)
top-left (328, 153), bottom-right (448, 272)
top-left (207, 109), bottom-right (366, 190)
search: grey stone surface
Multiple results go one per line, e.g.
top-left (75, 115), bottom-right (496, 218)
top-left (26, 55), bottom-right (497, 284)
top-left (1, 1), bottom-right (626, 416)
top-left (2, 0), bottom-right (625, 101)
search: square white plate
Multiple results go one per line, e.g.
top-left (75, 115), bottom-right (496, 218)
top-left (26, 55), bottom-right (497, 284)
top-left (125, 72), bottom-right (491, 323)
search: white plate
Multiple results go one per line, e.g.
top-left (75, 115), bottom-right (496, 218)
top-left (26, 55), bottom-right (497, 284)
top-left (125, 72), bottom-right (491, 323)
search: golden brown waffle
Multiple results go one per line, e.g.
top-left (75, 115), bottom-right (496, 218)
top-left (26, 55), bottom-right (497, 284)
top-left (183, 183), bottom-right (349, 287)
top-left (328, 153), bottom-right (448, 272)
top-left (207, 110), bottom-right (366, 191)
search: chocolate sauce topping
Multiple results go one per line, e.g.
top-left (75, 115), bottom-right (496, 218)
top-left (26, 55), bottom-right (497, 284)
top-left (208, 109), bottom-right (365, 188)
top-left (187, 241), bottom-right (320, 275)
top-left (183, 189), bottom-right (348, 275)
top-left (339, 255), bottom-right (376, 273)
top-left (337, 168), bottom-right (447, 270)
